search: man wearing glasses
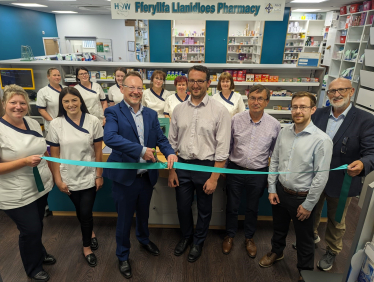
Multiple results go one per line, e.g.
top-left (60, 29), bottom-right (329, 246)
top-left (103, 71), bottom-right (177, 279)
top-left (300, 77), bottom-right (374, 271)
top-left (168, 65), bottom-right (231, 262)
top-left (259, 91), bottom-right (333, 282)
top-left (222, 85), bottom-right (281, 258)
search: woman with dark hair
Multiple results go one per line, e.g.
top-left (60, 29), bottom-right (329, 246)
top-left (46, 87), bottom-right (103, 267)
top-left (74, 67), bottom-right (108, 126)
top-left (108, 67), bottom-right (126, 106)
top-left (36, 68), bottom-right (66, 132)
top-left (142, 70), bottom-right (172, 117)
top-left (164, 75), bottom-right (189, 118)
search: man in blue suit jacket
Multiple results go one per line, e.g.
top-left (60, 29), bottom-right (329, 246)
top-left (302, 78), bottom-right (374, 271)
top-left (103, 71), bottom-right (177, 279)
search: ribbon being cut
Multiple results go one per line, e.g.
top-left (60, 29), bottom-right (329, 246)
top-left (37, 156), bottom-right (353, 223)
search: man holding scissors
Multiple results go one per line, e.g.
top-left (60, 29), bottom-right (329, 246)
top-left (103, 71), bottom-right (177, 279)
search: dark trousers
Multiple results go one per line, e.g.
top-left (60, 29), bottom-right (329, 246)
top-left (68, 186), bottom-right (97, 247)
top-left (175, 158), bottom-right (215, 246)
top-left (271, 182), bottom-right (315, 271)
top-left (4, 193), bottom-right (49, 277)
top-left (225, 162), bottom-right (268, 239)
top-left (112, 173), bottom-right (153, 261)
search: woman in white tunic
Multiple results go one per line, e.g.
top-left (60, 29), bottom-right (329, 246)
top-left (74, 67), bottom-right (108, 126)
top-left (164, 75), bottom-right (189, 119)
top-left (0, 85), bottom-right (54, 282)
top-left (142, 70), bottom-right (172, 118)
top-left (36, 68), bottom-right (65, 132)
top-left (108, 67), bottom-right (126, 106)
top-left (47, 87), bottom-right (103, 268)
top-left (212, 72), bottom-right (246, 117)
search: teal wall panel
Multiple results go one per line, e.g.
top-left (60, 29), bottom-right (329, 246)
top-left (205, 21), bottom-right (228, 63)
top-left (149, 20), bottom-right (172, 63)
top-left (0, 4), bottom-right (58, 60)
top-left (261, 7), bottom-right (290, 64)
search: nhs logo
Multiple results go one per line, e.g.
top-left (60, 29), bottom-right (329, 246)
top-left (114, 1), bottom-right (131, 16)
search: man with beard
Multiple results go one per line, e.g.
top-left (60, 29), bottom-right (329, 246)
top-left (297, 78), bottom-right (374, 271)
top-left (259, 91), bottom-right (333, 282)
top-left (168, 65), bottom-right (231, 262)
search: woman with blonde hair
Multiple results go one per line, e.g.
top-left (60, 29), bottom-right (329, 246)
top-left (0, 85), bottom-right (55, 282)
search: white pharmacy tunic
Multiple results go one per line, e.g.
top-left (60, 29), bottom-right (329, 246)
top-left (74, 82), bottom-right (106, 124)
top-left (36, 84), bottom-right (65, 131)
top-left (0, 117), bottom-right (53, 210)
top-left (46, 113), bottom-right (103, 191)
top-left (142, 88), bottom-right (172, 118)
top-left (212, 91), bottom-right (246, 117)
top-left (164, 93), bottom-right (189, 118)
top-left (108, 83), bottom-right (123, 105)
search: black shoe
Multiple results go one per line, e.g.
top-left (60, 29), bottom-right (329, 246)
top-left (188, 244), bottom-right (202, 263)
top-left (91, 237), bottom-right (99, 250)
top-left (140, 241), bottom-right (160, 256)
top-left (174, 237), bottom-right (193, 256)
top-left (30, 270), bottom-right (50, 282)
top-left (83, 252), bottom-right (97, 267)
top-left (119, 260), bottom-right (132, 279)
top-left (43, 254), bottom-right (56, 265)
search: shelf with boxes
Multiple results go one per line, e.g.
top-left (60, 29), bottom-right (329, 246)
top-left (172, 20), bottom-right (205, 63)
top-left (324, 5), bottom-right (374, 105)
top-left (283, 13), bottom-right (327, 65)
top-left (226, 20), bottom-right (264, 64)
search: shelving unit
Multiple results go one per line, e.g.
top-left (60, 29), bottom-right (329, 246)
top-left (135, 20), bottom-right (149, 62)
top-left (172, 20), bottom-right (205, 63)
top-left (324, 9), bottom-right (374, 106)
top-left (283, 17), bottom-right (326, 65)
top-left (226, 20), bottom-right (264, 64)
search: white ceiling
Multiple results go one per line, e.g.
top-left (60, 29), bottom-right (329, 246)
top-left (0, 0), bottom-right (364, 15)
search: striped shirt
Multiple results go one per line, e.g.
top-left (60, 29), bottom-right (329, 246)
top-left (229, 111), bottom-right (281, 169)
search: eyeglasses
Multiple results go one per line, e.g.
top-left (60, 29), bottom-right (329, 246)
top-left (78, 72), bottom-right (89, 77)
top-left (188, 80), bottom-right (207, 85)
top-left (248, 96), bottom-right (267, 103)
top-left (123, 85), bottom-right (143, 92)
top-left (291, 106), bottom-right (312, 112)
top-left (327, 88), bottom-right (352, 95)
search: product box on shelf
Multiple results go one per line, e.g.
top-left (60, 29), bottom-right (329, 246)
top-left (363, 1), bottom-right (372, 11)
top-left (345, 16), bottom-right (353, 29)
top-left (340, 36), bottom-right (347, 43)
top-left (261, 74), bottom-right (269, 82)
top-left (340, 6), bottom-right (347, 15)
top-left (246, 74), bottom-right (254, 82)
top-left (350, 4), bottom-right (360, 13)
top-left (100, 71), bottom-right (107, 79)
top-left (254, 74), bottom-right (262, 82)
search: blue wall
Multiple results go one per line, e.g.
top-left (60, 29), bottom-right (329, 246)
top-left (149, 20), bottom-right (172, 63)
top-left (0, 5), bottom-right (58, 60)
top-left (261, 7), bottom-right (290, 64)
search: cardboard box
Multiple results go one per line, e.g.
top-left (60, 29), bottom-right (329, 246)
top-left (350, 4), bottom-right (360, 13)
top-left (340, 6), bottom-right (347, 15)
top-left (254, 74), bottom-right (262, 82)
top-left (261, 74), bottom-right (269, 82)
top-left (100, 71), bottom-right (107, 79)
top-left (246, 74), bottom-right (254, 82)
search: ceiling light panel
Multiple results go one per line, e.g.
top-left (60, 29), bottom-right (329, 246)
top-left (52, 10), bottom-right (78, 13)
top-left (12, 3), bottom-right (48, 7)
top-left (292, 9), bottom-right (321, 12)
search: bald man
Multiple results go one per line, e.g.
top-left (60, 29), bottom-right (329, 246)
top-left (293, 78), bottom-right (374, 271)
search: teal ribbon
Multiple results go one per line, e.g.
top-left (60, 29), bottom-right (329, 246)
top-left (33, 167), bottom-right (45, 192)
top-left (41, 156), bottom-right (351, 222)
top-left (335, 171), bottom-right (353, 223)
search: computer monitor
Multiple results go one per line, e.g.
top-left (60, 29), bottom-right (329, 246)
top-left (0, 68), bottom-right (35, 90)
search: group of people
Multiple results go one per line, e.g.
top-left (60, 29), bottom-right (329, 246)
top-left (0, 64), bottom-right (373, 282)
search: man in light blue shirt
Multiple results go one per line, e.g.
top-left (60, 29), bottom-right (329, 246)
top-left (259, 91), bottom-right (333, 282)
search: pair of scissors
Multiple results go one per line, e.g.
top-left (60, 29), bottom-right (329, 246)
top-left (152, 148), bottom-right (162, 163)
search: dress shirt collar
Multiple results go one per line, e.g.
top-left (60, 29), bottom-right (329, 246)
top-left (123, 100), bottom-right (143, 114)
top-left (248, 110), bottom-right (265, 124)
top-left (291, 120), bottom-right (316, 136)
top-left (187, 93), bottom-right (209, 107)
top-left (329, 103), bottom-right (352, 120)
